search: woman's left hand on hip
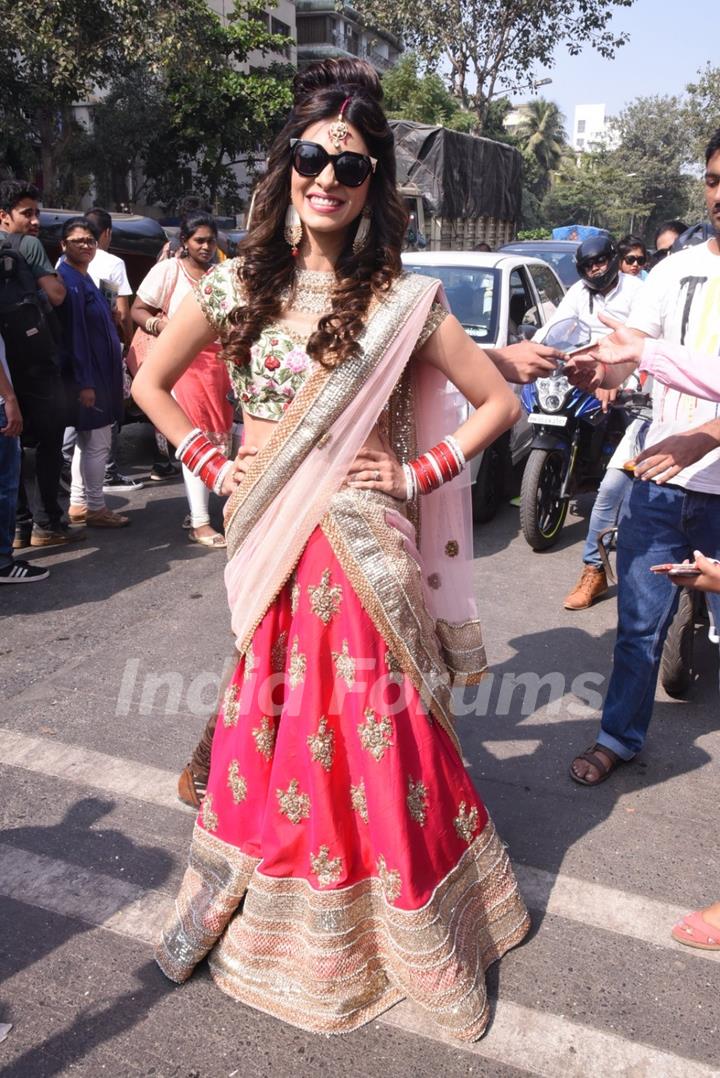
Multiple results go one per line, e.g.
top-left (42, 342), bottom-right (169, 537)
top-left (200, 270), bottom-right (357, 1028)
top-left (347, 445), bottom-right (405, 500)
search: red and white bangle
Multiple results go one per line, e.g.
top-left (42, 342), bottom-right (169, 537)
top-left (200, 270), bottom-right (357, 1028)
top-left (407, 435), bottom-right (466, 496)
top-left (175, 428), bottom-right (232, 495)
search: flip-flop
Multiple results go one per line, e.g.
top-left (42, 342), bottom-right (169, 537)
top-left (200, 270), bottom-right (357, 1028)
top-left (570, 743), bottom-right (624, 786)
top-left (671, 910), bottom-right (720, 950)
top-left (188, 529), bottom-right (226, 548)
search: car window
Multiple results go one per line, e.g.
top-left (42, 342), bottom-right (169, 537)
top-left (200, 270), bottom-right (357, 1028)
top-left (404, 264), bottom-right (499, 344)
top-left (508, 268), bottom-right (538, 338)
top-left (527, 264), bottom-right (564, 320)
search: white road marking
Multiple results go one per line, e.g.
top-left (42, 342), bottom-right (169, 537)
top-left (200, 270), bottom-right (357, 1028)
top-left (0, 842), bottom-right (170, 945)
top-left (1, 841), bottom-right (717, 1078)
top-left (2, 726), bottom-right (718, 964)
top-left (384, 999), bottom-right (720, 1078)
top-left (0, 726), bottom-right (192, 813)
top-left (515, 864), bottom-right (719, 962)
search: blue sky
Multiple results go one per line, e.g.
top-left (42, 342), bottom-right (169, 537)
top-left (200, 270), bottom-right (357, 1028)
top-left (529, 0), bottom-right (713, 132)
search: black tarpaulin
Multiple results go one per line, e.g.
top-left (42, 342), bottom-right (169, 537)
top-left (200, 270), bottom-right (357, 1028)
top-left (389, 120), bottom-right (522, 221)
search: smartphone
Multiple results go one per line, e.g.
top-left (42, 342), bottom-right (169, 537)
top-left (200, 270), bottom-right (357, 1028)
top-left (650, 563), bottom-right (702, 576)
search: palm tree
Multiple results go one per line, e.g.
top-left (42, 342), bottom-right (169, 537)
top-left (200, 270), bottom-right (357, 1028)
top-left (517, 98), bottom-right (567, 173)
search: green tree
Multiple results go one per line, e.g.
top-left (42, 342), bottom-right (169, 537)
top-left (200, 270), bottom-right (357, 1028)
top-left (356, 0), bottom-right (635, 128)
top-left (516, 99), bottom-right (566, 178)
top-left (685, 64), bottom-right (720, 163)
top-left (0, 0), bottom-right (292, 208)
top-left (608, 95), bottom-right (695, 237)
top-left (382, 54), bottom-right (477, 132)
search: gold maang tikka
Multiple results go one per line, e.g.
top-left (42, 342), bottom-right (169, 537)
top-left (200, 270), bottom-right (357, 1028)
top-left (328, 97), bottom-right (352, 150)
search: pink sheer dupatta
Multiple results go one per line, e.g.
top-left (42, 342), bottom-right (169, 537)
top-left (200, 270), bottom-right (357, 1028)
top-left (224, 274), bottom-right (483, 683)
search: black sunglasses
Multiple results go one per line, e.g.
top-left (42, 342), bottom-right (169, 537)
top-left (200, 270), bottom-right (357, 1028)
top-left (623, 254), bottom-right (647, 266)
top-left (289, 139), bottom-right (377, 188)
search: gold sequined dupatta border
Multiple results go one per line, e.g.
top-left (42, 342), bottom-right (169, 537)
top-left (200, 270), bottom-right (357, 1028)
top-left (223, 272), bottom-right (440, 560)
top-left (320, 490), bottom-right (462, 753)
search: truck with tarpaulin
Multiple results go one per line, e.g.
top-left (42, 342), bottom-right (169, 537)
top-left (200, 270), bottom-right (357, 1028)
top-left (389, 120), bottom-right (523, 252)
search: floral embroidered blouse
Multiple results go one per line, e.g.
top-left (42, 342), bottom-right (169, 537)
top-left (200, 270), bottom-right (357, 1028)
top-left (195, 258), bottom-right (447, 423)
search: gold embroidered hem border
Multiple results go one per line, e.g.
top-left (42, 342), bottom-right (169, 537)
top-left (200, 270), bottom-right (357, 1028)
top-left (155, 819), bottom-right (530, 1042)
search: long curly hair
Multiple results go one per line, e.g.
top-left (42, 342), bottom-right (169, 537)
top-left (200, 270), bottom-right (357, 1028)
top-left (223, 59), bottom-right (408, 370)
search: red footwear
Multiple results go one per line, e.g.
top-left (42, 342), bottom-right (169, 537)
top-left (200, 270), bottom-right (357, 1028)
top-left (671, 909), bottom-right (720, 950)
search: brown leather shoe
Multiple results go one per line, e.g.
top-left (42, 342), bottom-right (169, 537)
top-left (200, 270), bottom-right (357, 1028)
top-left (85, 507), bottom-right (130, 528)
top-left (563, 565), bottom-right (608, 610)
top-left (68, 505), bottom-right (87, 524)
top-left (177, 765), bottom-right (207, 809)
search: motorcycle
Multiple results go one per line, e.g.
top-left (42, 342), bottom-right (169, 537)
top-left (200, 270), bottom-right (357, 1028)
top-left (518, 318), bottom-right (632, 550)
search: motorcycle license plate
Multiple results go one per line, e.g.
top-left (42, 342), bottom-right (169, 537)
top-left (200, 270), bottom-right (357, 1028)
top-left (528, 413), bottom-right (568, 427)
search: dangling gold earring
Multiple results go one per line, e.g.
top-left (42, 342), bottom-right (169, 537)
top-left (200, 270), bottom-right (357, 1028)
top-left (352, 208), bottom-right (371, 254)
top-left (284, 203), bottom-right (302, 257)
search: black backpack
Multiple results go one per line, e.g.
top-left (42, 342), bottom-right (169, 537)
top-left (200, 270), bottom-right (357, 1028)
top-left (0, 233), bottom-right (58, 395)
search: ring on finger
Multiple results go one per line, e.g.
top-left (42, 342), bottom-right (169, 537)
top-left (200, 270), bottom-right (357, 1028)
top-left (374, 469), bottom-right (381, 482)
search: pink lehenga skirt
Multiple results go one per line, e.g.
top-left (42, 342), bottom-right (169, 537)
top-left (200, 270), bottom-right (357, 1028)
top-left (156, 523), bottom-right (530, 1041)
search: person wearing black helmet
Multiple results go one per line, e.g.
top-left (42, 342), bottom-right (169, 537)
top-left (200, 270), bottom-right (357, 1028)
top-left (534, 234), bottom-right (644, 347)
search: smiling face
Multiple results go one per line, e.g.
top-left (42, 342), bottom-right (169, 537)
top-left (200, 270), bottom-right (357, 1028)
top-left (290, 117), bottom-right (371, 242)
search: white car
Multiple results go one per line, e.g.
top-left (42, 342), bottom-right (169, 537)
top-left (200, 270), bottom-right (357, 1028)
top-left (401, 251), bottom-right (566, 521)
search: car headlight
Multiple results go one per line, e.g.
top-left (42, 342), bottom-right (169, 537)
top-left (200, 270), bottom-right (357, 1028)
top-left (537, 375), bottom-right (570, 412)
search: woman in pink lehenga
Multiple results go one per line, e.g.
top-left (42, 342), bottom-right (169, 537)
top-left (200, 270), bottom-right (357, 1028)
top-left (132, 58), bottom-right (530, 1041)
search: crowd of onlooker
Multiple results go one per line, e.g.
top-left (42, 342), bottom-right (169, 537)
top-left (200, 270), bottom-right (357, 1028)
top-left (0, 185), bottom-right (237, 583)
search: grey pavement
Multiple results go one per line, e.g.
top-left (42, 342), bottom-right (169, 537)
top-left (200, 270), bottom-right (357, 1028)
top-left (1, 427), bottom-right (719, 1077)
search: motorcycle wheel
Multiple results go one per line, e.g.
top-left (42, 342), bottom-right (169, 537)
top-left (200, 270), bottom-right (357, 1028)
top-left (660, 588), bottom-right (699, 698)
top-left (520, 448), bottom-right (569, 551)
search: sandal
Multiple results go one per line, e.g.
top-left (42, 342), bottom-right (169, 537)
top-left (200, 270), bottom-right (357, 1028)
top-left (570, 743), bottom-right (624, 786)
top-left (177, 765), bottom-right (207, 809)
top-left (671, 909), bottom-right (720, 951)
top-left (188, 529), bottom-right (226, 548)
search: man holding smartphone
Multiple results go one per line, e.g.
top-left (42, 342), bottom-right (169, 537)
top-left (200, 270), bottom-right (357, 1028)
top-left (566, 128), bottom-right (720, 786)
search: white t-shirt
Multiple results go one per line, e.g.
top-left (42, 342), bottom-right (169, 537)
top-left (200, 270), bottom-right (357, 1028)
top-left (535, 272), bottom-right (644, 345)
top-left (87, 248), bottom-right (132, 296)
top-left (628, 241), bottom-right (720, 494)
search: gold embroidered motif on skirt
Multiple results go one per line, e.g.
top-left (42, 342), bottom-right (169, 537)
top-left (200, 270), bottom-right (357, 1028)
top-left (222, 683), bottom-right (241, 728)
top-left (288, 636), bottom-right (307, 690)
top-left (332, 639), bottom-right (356, 687)
top-left (406, 776), bottom-right (429, 826)
top-left (270, 630), bottom-right (288, 673)
top-left (276, 779), bottom-right (311, 824)
top-left (251, 716), bottom-right (276, 761)
top-left (350, 778), bottom-right (368, 823)
top-left (243, 642), bottom-right (257, 681)
top-left (454, 802), bottom-right (480, 844)
top-left (308, 568), bottom-right (343, 625)
top-left (445, 539), bottom-right (459, 558)
top-left (357, 708), bottom-right (393, 762)
top-left (307, 716), bottom-right (334, 772)
top-left (291, 579), bottom-right (301, 615)
top-left (201, 793), bottom-right (219, 832)
top-left (376, 854), bottom-right (401, 902)
top-left (227, 760), bottom-right (248, 804)
top-left (309, 845), bottom-right (343, 887)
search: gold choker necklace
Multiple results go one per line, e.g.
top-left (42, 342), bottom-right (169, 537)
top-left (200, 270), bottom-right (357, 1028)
top-left (289, 268), bottom-right (336, 314)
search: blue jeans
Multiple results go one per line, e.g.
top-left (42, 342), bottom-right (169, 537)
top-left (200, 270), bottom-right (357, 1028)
top-left (0, 404), bottom-right (22, 568)
top-left (598, 480), bottom-right (720, 759)
top-left (582, 467), bottom-right (634, 568)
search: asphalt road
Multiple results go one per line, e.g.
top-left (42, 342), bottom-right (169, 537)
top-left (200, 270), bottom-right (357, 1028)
top-left (1, 428), bottom-right (719, 1078)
